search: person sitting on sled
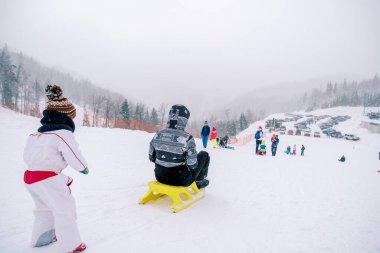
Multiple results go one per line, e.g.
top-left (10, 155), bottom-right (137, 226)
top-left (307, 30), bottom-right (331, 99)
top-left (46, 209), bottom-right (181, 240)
top-left (23, 85), bottom-right (88, 253)
top-left (257, 140), bottom-right (267, 155)
top-left (218, 136), bottom-right (229, 148)
top-left (285, 145), bottom-right (291, 155)
top-left (149, 104), bottom-right (210, 189)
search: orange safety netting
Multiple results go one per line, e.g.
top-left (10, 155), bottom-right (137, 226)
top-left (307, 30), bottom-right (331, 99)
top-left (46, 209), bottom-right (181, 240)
top-left (228, 134), bottom-right (253, 146)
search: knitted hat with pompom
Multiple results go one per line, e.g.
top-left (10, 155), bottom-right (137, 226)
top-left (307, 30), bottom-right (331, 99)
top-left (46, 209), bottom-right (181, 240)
top-left (45, 84), bottom-right (76, 119)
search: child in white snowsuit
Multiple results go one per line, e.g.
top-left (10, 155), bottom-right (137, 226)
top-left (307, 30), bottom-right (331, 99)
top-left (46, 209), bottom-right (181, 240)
top-left (23, 85), bottom-right (88, 253)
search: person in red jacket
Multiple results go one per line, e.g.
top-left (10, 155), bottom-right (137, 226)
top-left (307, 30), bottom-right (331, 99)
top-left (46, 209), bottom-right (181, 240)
top-left (209, 127), bottom-right (218, 148)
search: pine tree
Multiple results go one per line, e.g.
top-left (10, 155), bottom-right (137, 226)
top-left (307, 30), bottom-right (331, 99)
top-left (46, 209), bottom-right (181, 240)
top-left (239, 113), bottom-right (248, 131)
top-left (134, 104), bottom-right (144, 121)
top-left (333, 83), bottom-right (338, 94)
top-left (0, 46), bottom-right (16, 106)
top-left (150, 108), bottom-right (159, 125)
top-left (227, 121), bottom-right (237, 136)
top-left (120, 99), bottom-right (130, 119)
top-left (325, 82), bottom-right (333, 95)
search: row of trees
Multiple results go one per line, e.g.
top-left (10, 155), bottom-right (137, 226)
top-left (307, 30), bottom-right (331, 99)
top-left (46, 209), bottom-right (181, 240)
top-left (1, 44), bottom-right (256, 138)
top-left (0, 45), bottom-right (166, 130)
top-left (300, 75), bottom-right (380, 111)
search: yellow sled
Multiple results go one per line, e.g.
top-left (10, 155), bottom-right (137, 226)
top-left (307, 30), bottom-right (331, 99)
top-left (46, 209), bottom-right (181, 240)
top-left (139, 181), bottom-right (205, 213)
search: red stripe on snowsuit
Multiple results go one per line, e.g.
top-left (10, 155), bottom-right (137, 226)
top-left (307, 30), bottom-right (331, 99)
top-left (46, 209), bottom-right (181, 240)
top-left (40, 132), bottom-right (87, 169)
top-left (24, 170), bottom-right (58, 184)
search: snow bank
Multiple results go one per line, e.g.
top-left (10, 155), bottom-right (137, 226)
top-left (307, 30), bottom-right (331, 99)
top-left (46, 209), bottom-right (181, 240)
top-left (0, 106), bottom-right (380, 253)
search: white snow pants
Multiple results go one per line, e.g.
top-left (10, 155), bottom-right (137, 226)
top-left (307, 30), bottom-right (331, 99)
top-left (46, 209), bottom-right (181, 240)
top-left (25, 173), bottom-right (81, 252)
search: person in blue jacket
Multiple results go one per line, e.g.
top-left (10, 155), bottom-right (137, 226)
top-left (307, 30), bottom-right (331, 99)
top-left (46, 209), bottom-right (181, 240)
top-left (254, 126), bottom-right (264, 154)
top-left (201, 121), bottom-right (211, 148)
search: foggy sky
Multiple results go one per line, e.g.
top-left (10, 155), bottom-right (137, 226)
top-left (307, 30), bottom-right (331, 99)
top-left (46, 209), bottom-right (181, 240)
top-left (1, 0), bottom-right (379, 117)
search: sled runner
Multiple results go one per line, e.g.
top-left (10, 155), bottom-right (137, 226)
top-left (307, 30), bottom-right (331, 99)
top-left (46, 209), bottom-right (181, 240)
top-left (139, 181), bottom-right (205, 213)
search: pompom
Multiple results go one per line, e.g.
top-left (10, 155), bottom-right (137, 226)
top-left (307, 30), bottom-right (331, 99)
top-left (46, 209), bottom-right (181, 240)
top-left (45, 84), bottom-right (63, 100)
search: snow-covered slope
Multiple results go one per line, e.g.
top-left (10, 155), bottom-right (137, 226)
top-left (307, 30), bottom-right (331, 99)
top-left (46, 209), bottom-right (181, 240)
top-left (0, 106), bottom-right (380, 253)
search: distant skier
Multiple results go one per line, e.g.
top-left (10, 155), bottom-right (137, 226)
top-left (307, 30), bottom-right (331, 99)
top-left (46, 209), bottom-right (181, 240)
top-left (209, 127), bottom-right (218, 148)
top-left (285, 146), bottom-right (291, 155)
top-left (201, 121), bottom-right (211, 148)
top-left (23, 85), bottom-right (88, 253)
top-left (271, 134), bottom-right (279, 156)
top-left (254, 126), bottom-right (264, 154)
top-left (301, 144), bottom-right (305, 156)
top-left (338, 155), bottom-right (346, 162)
top-left (292, 144), bottom-right (297, 155)
top-left (218, 136), bottom-right (229, 148)
top-left (257, 140), bottom-right (267, 155)
top-left (150, 104), bottom-right (210, 189)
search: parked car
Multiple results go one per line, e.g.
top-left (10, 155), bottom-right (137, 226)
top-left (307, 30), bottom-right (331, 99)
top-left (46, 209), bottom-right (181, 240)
top-left (304, 132), bottom-right (311, 137)
top-left (280, 126), bottom-right (286, 132)
top-left (314, 131), bottom-right (321, 138)
top-left (324, 129), bottom-right (336, 136)
top-left (279, 130), bottom-right (286, 135)
top-left (331, 131), bottom-right (343, 138)
top-left (319, 125), bottom-right (329, 130)
top-left (368, 113), bottom-right (380, 119)
top-left (287, 129), bottom-right (294, 135)
top-left (344, 134), bottom-right (360, 141)
top-left (303, 128), bottom-right (311, 133)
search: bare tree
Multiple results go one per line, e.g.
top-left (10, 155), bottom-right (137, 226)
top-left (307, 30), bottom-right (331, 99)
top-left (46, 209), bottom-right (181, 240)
top-left (158, 103), bottom-right (168, 126)
top-left (113, 97), bottom-right (123, 127)
top-left (91, 95), bottom-right (105, 127)
top-left (103, 97), bottom-right (114, 128)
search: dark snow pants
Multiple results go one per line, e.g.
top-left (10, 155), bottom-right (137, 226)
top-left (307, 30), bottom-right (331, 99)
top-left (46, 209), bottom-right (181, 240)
top-left (271, 145), bottom-right (277, 156)
top-left (255, 140), bottom-right (262, 154)
top-left (155, 151), bottom-right (210, 186)
top-left (192, 151), bottom-right (210, 182)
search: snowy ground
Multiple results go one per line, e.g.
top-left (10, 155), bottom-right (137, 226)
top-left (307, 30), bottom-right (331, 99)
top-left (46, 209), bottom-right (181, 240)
top-left (1, 106), bottom-right (380, 253)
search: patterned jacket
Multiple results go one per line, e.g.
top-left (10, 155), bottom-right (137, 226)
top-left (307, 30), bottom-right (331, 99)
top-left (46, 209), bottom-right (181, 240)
top-left (149, 105), bottom-right (198, 186)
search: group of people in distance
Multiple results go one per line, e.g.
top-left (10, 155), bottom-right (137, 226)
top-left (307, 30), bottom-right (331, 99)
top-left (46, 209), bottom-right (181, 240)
top-left (200, 121), bottom-right (227, 149)
top-left (23, 85), bottom-right (211, 252)
top-left (254, 126), bottom-right (306, 156)
top-left (284, 144), bottom-right (306, 156)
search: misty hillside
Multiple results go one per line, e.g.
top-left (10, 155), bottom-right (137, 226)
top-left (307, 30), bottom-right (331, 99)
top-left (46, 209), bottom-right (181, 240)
top-left (0, 45), bottom-right (168, 129)
top-left (216, 74), bottom-right (375, 118)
